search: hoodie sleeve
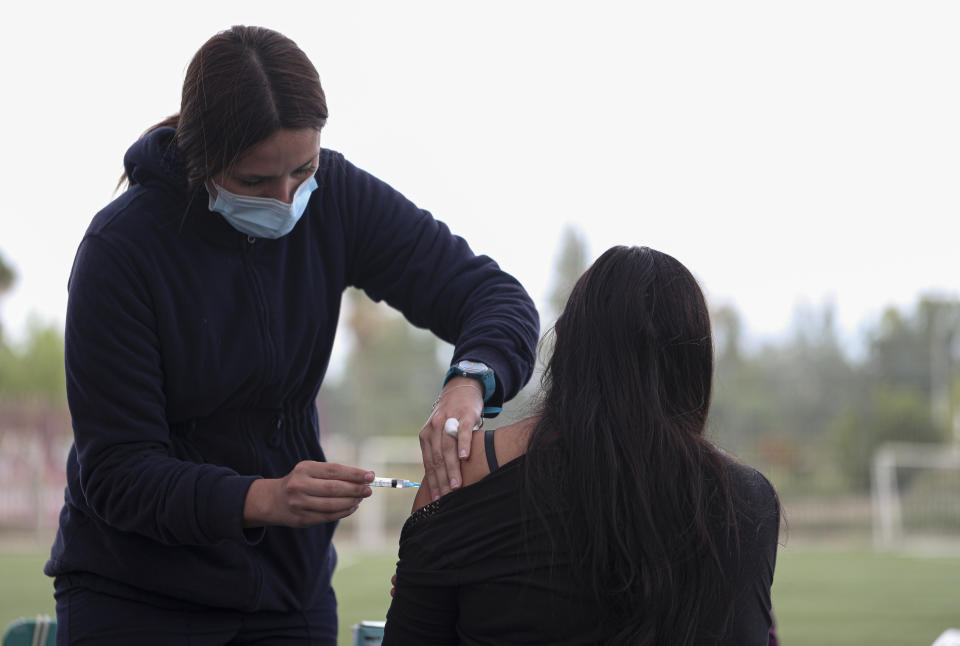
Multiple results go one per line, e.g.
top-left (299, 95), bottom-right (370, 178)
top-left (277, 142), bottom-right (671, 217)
top-left (333, 156), bottom-right (540, 407)
top-left (64, 232), bottom-right (260, 546)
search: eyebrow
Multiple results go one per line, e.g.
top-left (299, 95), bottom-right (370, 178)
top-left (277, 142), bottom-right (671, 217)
top-left (235, 155), bottom-right (319, 181)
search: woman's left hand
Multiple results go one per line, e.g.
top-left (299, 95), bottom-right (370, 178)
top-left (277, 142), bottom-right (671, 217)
top-left (418, 377), bottom-right (483, 500)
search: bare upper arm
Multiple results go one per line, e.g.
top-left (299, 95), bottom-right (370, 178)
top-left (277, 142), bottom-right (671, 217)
top-left (410, 417), bottom-right (537, 513)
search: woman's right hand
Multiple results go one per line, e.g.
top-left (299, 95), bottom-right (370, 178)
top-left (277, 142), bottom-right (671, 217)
top-left (242, 461), bottom-right (375, 528)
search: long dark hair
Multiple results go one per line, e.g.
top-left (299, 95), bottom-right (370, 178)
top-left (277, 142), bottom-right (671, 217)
top-left (122, 25), bottom-right (328, 189)
top-left (524, 245), bottom-right (737, 645)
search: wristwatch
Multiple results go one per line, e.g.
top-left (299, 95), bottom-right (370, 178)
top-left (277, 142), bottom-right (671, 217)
top-left (442, 360), bottom-right (501, 416)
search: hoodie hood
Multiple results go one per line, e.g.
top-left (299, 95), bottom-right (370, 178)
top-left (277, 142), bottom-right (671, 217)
top-left (122, 126), bottom-right (188, 193)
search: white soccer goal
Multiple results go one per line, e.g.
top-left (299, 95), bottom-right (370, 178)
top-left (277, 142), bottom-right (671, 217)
top-left (872, 442), bottom-right (960, 551)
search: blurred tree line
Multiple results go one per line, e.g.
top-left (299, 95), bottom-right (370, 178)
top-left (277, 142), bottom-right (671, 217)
top-left (710, 297), bottom-right (959, 494)
top-left (1, 236), bottom-right (958, 497)
top-left (0, 252), bottom-right (66, 405)
top-left (0, 250), bottom-right (70, 495)
top-left (320, 230), bottom-right (960, 497)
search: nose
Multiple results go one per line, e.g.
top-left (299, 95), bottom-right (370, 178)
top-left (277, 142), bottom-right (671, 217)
top-left (266, 179), bottom-right (298, 204)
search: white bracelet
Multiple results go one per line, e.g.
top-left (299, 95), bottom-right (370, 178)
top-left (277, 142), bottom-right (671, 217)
top-left (431, 383), bottom-right (483, 412)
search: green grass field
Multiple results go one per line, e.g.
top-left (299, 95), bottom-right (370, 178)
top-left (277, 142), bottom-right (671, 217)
top-left (2, 542), bottom-right (958, 645)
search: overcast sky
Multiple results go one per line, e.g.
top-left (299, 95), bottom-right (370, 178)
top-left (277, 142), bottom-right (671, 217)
top-left (2, 1), bottom-right (958, 360)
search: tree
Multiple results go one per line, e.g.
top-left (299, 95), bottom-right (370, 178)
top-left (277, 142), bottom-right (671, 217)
top-left (0, 316), bottom-right (66, 405)
top-left (826, 296), bottom-right (959, 490)
top-left (318, 289), bottom-right (446, 439)
top-left (829, 385), bottom-right (942, 490)
top-left (0, 248), bottom-right (17, 342)
top-left (546, 226), bottom-right (589, 324)
top-left (867, 296), bottom-right (960, 435)
top-left (0, 316), bottom-right (71, 491)
top-left (711, 304), bottom-right (744, 364)
top-left (498, 226), bottom-right (590, 425)
top-left (709, 301), bottom-right (861, 493)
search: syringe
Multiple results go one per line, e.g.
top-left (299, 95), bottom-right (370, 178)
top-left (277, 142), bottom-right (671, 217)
top-left (370, 477), bottom-right (420, 489)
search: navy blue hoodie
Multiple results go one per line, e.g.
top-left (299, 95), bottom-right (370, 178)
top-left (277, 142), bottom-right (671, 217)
top-left (45, 128), bottom-right (539, 613)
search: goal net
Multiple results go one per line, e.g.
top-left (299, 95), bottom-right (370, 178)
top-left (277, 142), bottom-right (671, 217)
top-left (872, 442), bottom-right (960, 551)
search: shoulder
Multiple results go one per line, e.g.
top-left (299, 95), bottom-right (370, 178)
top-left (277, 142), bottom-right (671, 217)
top-left (312, 148), bottom-right (423, 227)
top-left (86, 181), bottom-right (188, 248)
top-left (459, 417), bottom-right (537, 488)
top-left (723, 457), bottom-right (779, 510)
top-left (409, 417), bottom-right (535, 512)
top-left (69, 182), bottom-right (214, 304)
top-left (317, 148), bottom-right (347, 177)
top-left (316, 148), bottom-right (387, 192)
top-left (73, 193), bottom-right (153, 271)
top-left (719, 455), bottom-right (781, 549)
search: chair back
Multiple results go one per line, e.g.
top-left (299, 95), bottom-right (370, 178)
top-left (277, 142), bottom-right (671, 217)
top-left (2, 615), bottom-right (56, 646)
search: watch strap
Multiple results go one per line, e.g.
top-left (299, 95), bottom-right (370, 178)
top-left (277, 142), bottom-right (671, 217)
top-left (443, 364), bottom-right (493, 400)
top-left (442, 362), bottom-right (500, 417)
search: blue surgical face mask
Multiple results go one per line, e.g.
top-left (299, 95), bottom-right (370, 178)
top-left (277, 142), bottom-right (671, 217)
top-left (208, 176), bottom-right (318, 239)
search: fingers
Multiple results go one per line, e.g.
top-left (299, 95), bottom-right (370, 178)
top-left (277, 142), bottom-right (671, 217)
top-left (292, 493), bottom-right (363, 517)
top-left (274, 461), bottom-right (377, 527)
top-left (290, 491), bottom-right (366, 526)
top-left (295, 460), bottom-right (376, 484)
top-left (420, 415), bottom-right (450, 500)
top-left (422, 377), bottom-right (483, 498)
top-left (287, 481), bottom-right (370, 507)
top-left (294, 482), bottom-right (369, 502)
top-left (456, 419), bottom-right (473, 460)
top-left (442, 415), bottom-right (475, 463)
top-left (288, 462), bottom-right (374, 498)
top-left (267, 489), bottom-right (363, 527)
top-left (442, 429), bottom-right (463, 493)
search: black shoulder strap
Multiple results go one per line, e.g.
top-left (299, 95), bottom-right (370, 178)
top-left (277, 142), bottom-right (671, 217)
top-left (484, 428), bottom-right (499, 473)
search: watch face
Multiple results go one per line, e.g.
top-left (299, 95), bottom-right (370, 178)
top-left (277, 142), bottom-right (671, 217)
top-left (457, 360), bottom-right (489, 375)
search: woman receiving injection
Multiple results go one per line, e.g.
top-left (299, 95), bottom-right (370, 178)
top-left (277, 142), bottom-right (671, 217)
top-left (384, 246), bottom-right (781, 646)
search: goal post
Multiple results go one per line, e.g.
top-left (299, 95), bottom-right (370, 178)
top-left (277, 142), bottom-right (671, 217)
top-left (872, 442), bottom-right (960, 551)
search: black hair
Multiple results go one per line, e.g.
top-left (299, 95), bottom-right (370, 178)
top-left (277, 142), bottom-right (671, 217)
top-left (524, 245), bottom-right (738, 645)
